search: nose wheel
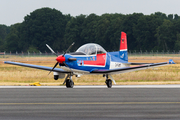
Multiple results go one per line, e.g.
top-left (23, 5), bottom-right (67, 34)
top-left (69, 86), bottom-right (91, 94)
top-left (63, 74), bottom-right (74, 88)
top-left (66, 79), bottom-right (74, 88)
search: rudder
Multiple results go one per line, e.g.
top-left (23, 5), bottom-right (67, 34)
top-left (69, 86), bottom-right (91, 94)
top-left (119, 32), bottom-right (128, 62)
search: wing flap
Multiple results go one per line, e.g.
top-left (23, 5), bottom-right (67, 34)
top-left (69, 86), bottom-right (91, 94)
top-left (4, 61), bottom-right (70, 73)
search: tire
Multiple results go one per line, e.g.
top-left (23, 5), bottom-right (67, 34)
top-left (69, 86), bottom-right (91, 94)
top-left (106, 79), bottom-right (112, 88)
top-left (66, 79), bottom-right (74, 88)
top-left (69, 80), bottom-right (74, 88)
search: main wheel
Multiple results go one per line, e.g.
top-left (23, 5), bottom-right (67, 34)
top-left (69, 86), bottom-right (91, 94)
top-left (66, 79), bottom-right (74, 88)
top-left (106, 79), bottom-right (112, 88)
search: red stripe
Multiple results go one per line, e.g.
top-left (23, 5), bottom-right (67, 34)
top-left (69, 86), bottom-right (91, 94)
top-left (84, 53), bottom-right (106, 66)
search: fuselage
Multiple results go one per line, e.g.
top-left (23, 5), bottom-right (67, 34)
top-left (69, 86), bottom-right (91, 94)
top-left (60, 51), bottom-right (129, 74)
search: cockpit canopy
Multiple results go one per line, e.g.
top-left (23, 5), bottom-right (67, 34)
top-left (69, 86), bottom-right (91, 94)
top-left (76, 43), bottom-right (107, 55)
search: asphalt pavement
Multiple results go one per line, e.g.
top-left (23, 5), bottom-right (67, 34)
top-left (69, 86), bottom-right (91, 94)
top-left (0, 86), bottom-right (180, 120)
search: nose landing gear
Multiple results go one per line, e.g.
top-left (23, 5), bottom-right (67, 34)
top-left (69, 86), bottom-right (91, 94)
top-left (63, 75), bottom-right (74, 88)
top-left (66, 79), bottom-right (74, 88)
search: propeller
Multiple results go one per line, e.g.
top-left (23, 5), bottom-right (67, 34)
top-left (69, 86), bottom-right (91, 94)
top-left (46, 43), bottom-right (75, 74)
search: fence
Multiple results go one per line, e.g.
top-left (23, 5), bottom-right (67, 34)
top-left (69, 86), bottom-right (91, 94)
top-left (0, 50), bottom-right (180, 58)
top-left (128, 50), bottom-right (180, 57)
top-left (0, 52), bottom-right (63, 58)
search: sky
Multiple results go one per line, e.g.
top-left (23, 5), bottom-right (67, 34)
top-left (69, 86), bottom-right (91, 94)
top-left (0, 0), bottom-right (180, 26)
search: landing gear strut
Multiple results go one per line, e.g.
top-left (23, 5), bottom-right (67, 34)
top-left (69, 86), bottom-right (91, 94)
top-left (105, 75), bottom-right (112, 88)
top-left (63, 74), bottom-right (74, 88)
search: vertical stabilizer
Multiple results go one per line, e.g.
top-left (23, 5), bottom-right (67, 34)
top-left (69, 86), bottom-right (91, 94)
top-left (120, 32), bottom-right (127, 51)
top-left (119, 32), bottom-right (128, 62)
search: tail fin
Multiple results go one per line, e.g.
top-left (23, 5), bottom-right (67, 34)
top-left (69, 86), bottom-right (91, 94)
top-left (120, 32), bottom-right (127, 51)
top-left (119, 32), bottom-right (128, 62)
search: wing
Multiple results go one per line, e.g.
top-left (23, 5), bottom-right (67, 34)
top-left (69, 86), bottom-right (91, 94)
top-left (4, 61), bottom-right (70, 73)
top-left (91, 60), bottom-right (175, 74)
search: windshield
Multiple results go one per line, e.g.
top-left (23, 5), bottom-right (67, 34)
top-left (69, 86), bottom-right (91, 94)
top-left (76, 43), bottom-right (107, 55)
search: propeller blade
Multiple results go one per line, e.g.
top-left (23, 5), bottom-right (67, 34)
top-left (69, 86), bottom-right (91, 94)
top-left (48, 62), bottom-right (59, 75)
top-left (46, 44), bottom-right (58, 56)
top-left (62, 42), bottom-right (75, 56)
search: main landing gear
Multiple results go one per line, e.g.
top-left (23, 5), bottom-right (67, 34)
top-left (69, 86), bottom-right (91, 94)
top-left (105, 79), bottom-right (112, 88)
top-left (63, 74), bottom-right (115, 88)
top-left (63, 74), bottom-right (74, 88)
top-left (104, 75), bottom-right (112, 88)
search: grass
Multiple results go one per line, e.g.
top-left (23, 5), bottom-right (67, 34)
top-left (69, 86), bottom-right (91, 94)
top-left (0, 56), bottom-right (180, 86)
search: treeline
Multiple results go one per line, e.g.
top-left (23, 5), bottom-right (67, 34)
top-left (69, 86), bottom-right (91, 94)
top-left (1, 7), bottom-right (180, 53)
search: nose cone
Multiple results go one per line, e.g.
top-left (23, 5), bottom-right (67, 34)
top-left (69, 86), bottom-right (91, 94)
top-left (56, 55), bottom-right (65, 63)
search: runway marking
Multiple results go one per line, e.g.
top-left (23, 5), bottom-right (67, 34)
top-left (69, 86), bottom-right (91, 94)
top-left (0, 102), bottom-right (180, 105)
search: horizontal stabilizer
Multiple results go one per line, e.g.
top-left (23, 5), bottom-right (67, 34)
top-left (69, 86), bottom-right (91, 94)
top-left (169, 59), bottom-right (175, 64)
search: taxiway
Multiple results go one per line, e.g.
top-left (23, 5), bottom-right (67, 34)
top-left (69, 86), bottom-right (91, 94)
top-left (0, 85), bottom-right (180, 120)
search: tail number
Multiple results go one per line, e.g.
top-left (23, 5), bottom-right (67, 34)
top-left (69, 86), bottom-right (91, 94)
top-left (115, 63), bottom-right (121, 67)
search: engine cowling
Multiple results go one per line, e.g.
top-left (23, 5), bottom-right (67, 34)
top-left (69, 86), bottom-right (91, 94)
top-left (53, 72), bottom-right (65, 80)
